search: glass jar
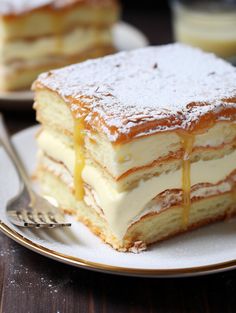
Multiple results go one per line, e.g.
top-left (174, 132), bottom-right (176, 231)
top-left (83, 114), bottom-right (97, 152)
top-left (170, 0), bottom-right (236, 63)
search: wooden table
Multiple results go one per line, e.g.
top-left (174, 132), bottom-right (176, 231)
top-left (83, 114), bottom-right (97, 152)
top-left (1, 10), bottom-right (236, 313)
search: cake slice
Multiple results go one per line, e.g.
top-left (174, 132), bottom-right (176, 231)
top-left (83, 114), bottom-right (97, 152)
top-left (33, 43), bottom-right (236, 252)
top-left (0, 0), bottom-right (119, 91)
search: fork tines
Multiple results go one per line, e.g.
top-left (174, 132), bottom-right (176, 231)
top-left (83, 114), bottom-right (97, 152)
top-left (9, 210), bottom-right (71, 228)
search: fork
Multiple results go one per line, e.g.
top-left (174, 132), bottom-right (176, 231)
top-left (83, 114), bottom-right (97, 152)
top-left (0, 113), bottom-right (71, 228)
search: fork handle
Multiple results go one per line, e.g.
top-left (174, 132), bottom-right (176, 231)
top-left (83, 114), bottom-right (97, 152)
top-left (0, 113), bottom-right (33, 193)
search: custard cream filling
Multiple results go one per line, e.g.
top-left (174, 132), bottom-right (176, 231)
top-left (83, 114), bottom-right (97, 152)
top-left (37, 124), bottom-right (236, 180)
top-left (37, 130), bottom-right (236, 239)
top-left (82, 153), bottom-right (236, 239)
top-left (40, 152), bottom-right (233, 228)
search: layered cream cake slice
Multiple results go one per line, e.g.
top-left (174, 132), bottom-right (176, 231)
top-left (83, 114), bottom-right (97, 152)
top-left (0, 0), bottom-right (119, 91)
top-left (33, 43), bottom-right (236, 252)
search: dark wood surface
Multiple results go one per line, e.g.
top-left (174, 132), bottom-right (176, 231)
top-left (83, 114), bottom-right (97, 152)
top-left (1, 9), bottom-right (236, 313)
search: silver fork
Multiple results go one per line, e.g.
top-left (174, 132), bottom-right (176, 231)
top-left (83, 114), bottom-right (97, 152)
top-left (0, 113), bottom-right (71, 228)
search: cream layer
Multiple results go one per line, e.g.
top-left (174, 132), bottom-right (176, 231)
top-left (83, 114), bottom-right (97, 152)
top-left (37, 124), bottom-right (236, 180)
top-left (82, 153), bottom-right (236, 239)
top-left (40, 153), bottom-right (235, 239)
top-left (0, 27), bottom-right (112, 63)
top-left (86, 181), bottom-right (233, 229)
top-left (37, 130), bottom-right (236, 239)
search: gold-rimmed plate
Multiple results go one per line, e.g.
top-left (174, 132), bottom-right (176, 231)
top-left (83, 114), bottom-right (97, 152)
top-left (0, 126), bottom-right (236, 277)
top-left (0, 22), bottom-right (149, 107)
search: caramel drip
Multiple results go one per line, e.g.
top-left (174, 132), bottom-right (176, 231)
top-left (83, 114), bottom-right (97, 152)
top-left (179, 132), bottom-right (195, 228)
top-left (74, 118), bottom-right (85, 200)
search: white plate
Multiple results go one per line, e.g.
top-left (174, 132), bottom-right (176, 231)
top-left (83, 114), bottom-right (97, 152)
top-left (1, 126), bottom-right (236, 277)
top-left (0, 22), bottom-right (149, 105)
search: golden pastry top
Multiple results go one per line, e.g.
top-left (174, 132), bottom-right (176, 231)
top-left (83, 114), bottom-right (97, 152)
top-left (0, 0), bottom-right (117, 16)
top-left (34, 43), bottom-right (236, 144)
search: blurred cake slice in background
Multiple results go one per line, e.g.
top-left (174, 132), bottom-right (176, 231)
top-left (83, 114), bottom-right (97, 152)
top-left (33, 44), bottom-right (236, 252)
top-left (0, 0), bottom-right (119, 91)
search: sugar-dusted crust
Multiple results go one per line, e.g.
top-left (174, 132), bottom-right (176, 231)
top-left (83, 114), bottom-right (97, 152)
top-left (0, 0), bottom-right (118, 16)
top-left (33, 44), bottom-right (236, 143)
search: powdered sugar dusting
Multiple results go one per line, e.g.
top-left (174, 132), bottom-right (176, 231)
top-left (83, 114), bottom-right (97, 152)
top-left (36, 44), bottom-right (236, 142)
